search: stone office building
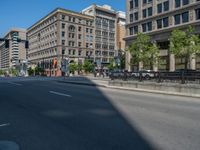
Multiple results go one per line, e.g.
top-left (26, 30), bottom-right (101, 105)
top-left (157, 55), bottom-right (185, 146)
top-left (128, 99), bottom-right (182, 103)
top-left (125, 0), bottom-right (200, 71)
top-left (82, 4), bottom-right (118, 67)
top-left (27, 8), bottom-right (95, 76)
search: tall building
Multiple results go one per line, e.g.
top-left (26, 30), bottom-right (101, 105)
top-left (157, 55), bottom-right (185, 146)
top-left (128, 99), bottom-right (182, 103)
top-left (27, 8), bottom-right (94, 76)
top-left (125, 0), bottom-right (200, 71)
top-left (82, 4), bottom-right (118, 67)
top-left (0, 28), bottom-right (27, 69)
top-left (116, 11), bottom-right (126, 54)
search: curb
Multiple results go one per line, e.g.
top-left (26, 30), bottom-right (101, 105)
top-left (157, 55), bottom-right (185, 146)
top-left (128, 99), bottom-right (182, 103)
top-left (56, 80), bottom-right (200, 98)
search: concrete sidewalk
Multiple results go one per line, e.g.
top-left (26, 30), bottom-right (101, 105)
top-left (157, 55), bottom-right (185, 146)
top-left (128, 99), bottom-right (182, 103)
top-left (57, 76), bottom-right (200, 98)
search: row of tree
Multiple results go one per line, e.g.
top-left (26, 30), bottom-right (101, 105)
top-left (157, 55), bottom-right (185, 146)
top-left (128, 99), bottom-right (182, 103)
top-left (68, 60), bottom-right (95, 74)
top-left (0, 68), bottom-right (18, 76)
top-left (128, 26), bottom-right (200, 70)
top-left (27, 60), bottom-right (95, 76)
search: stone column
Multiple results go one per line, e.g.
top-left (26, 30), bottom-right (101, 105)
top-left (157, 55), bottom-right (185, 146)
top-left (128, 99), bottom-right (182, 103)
top-left (153, 60), bottom-right (158, 72)
top-left (139, 61), bottom-right (143, 71)
top-left (169, 54), bottom-right (175, 72)
top-left (125, 51), bottom-right (131, 71)
top-left (190, 54), bottom-right (196, 70)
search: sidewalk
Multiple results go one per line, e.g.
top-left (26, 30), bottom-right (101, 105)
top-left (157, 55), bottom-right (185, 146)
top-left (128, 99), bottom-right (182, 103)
top-left (57, 76), bottom-right (200, 98)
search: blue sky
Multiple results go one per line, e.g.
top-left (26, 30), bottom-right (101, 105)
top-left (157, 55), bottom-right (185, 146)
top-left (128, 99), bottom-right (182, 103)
top-left (0, 0), bottom-right (125, 37)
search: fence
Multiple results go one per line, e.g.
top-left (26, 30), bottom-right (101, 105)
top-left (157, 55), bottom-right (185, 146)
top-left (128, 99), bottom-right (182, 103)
top-left (110, 71), bottom-right (200, 84)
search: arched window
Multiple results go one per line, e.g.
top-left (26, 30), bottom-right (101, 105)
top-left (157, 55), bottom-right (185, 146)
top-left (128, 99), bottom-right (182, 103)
top-left (68, 25), bottom-right (76, 32)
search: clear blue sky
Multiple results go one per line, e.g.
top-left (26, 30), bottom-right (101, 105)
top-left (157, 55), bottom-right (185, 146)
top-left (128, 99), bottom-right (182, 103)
top-left (0, 0), bottom-right (125, 37)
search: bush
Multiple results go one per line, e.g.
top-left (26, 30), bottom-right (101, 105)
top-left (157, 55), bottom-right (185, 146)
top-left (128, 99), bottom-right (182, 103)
top-left (83, 60), bottom-right (94, 73)
top-left (28, 67), bottom-right (34, 76)
top-left (69, 63), bottom-right (78, 74)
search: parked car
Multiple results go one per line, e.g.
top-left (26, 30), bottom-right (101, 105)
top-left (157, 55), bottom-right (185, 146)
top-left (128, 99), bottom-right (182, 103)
top-left (130, 70), bottom-right (156, 79)
top-left (109, 69), bottom-right (124, 80)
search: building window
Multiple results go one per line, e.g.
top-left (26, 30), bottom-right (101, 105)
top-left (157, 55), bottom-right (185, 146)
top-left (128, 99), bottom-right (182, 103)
top-left (174, 14), bottom-right (181, 25)
top-left (183, 0), bottom-right (189, 5)
top-left (196, 8), bottom-right (200, 20)
top-left (129, 27), bottom-right (133, 35)
top-left (182, 11), bottom-right (189, 23)
top-left (142, 23), bottom-right (147, 32)
top-left (78, 27), bottom-right (81, 32)
top-left (148, 7), bottom-right (153, 16)
top-left (163, 17), bottom-right (169, 27)
top-left (134, 26), bottom-right (138, 34)
top-left (157, 19), bottom-right (162, 29)
top-left (62, 40), bottom-right (65, 45)
top-left (130, 14), bottom-right (133, 22)
top-left (62, 32), bottom-right (65, 37)
top-left (73, 50), bottom-right (75, 55)
top-left (134, 12), bottom-right (138, 21)
top-left (73, 17), bottom-right (76, 22)
top-left (143, 9), bottom-right (147, 18)
top-left (62, 23), bottom-right (65, 29)
top-left (69, 50), bottom-right (71, 55)
top-left (134, 0), bottom-right (139, 7)
top-left (78, 34), bottom-right (82, 39)
top-left (130, 0), bottom-right (133, 9)
top-left (175, 0), bottom-right (181, 8)
top-left (157, 3), bottom-right (162, 14)
top-left (147, 22), bottom-right (152, 31)
top-left (163, 1), bottom-right (169, 11)
top-left (143, 0), bottom-right (147, 5)
top-left (61, 15), bottom-right (65, 20)
top-left (78, 50), bottom-right (81, 56)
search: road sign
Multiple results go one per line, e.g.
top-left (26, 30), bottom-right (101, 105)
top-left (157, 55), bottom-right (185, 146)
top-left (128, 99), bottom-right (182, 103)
top-left (61, 59), bottom-right (69, 73)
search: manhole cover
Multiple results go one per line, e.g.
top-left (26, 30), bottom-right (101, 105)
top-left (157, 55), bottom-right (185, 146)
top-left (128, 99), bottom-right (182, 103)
top-left (0, 141), bottom-right (19, 150)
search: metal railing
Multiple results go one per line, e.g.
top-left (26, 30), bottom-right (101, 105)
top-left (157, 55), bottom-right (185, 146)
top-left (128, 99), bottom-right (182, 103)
top-left (109, 71), bottom-right (200, 84)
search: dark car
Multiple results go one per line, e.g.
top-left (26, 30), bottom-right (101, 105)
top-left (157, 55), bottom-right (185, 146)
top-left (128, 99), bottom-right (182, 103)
top-left (109, 69), bottom-right (124, 80)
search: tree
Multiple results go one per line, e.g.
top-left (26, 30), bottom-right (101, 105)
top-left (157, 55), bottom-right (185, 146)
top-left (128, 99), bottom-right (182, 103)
top-left (69, 63), bottom-right (78, 74)
top-left (0, 69), bottom-right (4, 75)
top-left (9, 68), bottom-right (18, 76)
top-left (128, 33), bottom-right (160, 70)
top-left (35, 67), bottom-right (44, 75)
top-left (169, 26), bottom-right (200, 70)
top-left (83, 60), bottom-right (94, 73)
top-left (28, 67), bottom-right (34, 76)
top-left (107, 58), bottom-right (115, 71)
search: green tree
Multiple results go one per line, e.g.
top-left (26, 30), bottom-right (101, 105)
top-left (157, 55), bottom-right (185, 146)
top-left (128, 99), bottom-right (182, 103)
top-left (120, 53), bottom-right (126, 70)
top-left (107, 58), bottom-right (115, 71)
top-left (83, 60), bottom-right (94, 73)
top-left (169, 26), bottom-right (200, 70)
top-left (35, 67), bottom-right (44, 75)
top-left (28, 67), bottom-right (34, 76)
top-left (9, 68), bottom-right (18, 76)
top-left (0, 69), bottom-right (4, 75)
top-left (128, 33), bottom-right (160, 70)
top-left (69, 63), bottom-right (78, 74)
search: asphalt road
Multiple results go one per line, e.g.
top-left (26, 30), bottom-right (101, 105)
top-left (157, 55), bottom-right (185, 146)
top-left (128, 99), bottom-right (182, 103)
top-left (0, 78), bottom-right (200, 150)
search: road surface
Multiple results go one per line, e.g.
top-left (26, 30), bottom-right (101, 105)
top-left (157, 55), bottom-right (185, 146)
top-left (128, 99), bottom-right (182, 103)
top-left (0, 78), bottom-right (200, 150)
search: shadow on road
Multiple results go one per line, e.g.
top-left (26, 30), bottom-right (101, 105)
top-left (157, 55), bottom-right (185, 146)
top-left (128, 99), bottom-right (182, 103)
top-left (0, 77), bottom-right (157, 150)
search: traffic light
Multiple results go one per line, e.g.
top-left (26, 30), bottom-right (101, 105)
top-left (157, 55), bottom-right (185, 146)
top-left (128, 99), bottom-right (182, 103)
top-left (25, 41), bottom-right (29, 49)
top-left (5, 39), bottom-right (9, 48)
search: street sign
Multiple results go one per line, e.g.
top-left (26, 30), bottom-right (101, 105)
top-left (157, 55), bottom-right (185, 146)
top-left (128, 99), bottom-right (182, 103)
top-left (61, 59), bottom-right (69, 73)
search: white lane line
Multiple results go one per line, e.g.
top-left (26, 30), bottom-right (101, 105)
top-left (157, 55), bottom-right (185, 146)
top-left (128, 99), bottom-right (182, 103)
top-left (0, 123), bottom-right (10, 127)
top-left (7, 82), bottom-right (22, 86)
top-left (49, 91), bottom-right (72, 97)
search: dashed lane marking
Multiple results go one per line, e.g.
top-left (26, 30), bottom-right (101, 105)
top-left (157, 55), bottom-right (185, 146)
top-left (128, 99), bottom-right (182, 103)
top-left (7, 82), bottom-right (22, 86)
top-left (0, 123), bottom-right (10, 127)
top-left (49, 91), bottom-right (72, 97)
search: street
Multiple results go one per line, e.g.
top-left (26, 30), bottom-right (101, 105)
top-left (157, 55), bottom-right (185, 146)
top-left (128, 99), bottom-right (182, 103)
top-left (0, 78), bottom-right (200, 150)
